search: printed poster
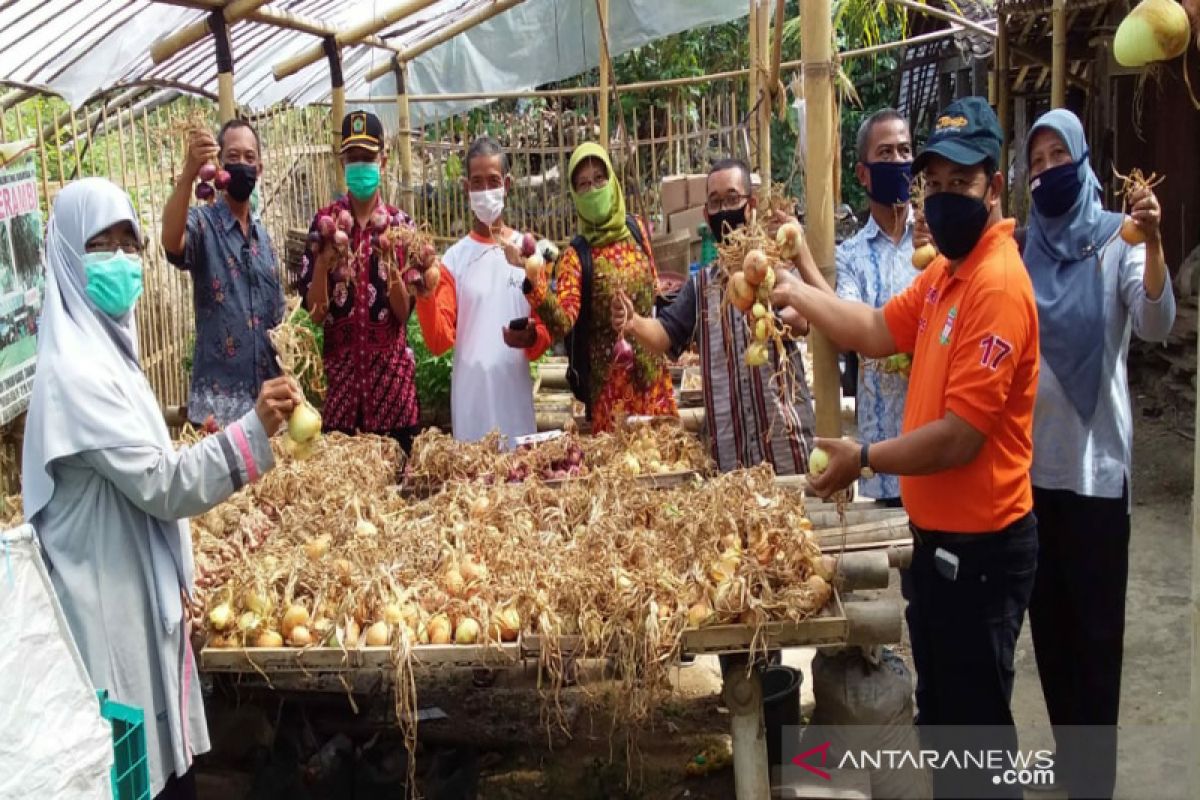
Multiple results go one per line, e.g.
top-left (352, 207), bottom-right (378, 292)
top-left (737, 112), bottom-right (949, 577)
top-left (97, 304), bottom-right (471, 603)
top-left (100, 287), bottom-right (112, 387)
top-left (0, 141), bottom-right (45, 424)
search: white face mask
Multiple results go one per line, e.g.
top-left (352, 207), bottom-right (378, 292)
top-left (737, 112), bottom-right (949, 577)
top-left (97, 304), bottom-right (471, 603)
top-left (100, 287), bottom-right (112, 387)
top-left (469, 188), bottom-right (505, 226)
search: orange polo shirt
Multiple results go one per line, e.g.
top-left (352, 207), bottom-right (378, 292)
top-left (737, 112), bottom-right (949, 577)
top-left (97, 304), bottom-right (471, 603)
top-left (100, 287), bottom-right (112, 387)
top-left (882, 219), bottom-right (1039, 533)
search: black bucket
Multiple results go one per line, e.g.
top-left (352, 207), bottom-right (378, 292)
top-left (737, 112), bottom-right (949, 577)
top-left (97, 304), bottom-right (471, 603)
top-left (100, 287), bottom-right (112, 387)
top-left (763, 665), bottom-right (803, 768)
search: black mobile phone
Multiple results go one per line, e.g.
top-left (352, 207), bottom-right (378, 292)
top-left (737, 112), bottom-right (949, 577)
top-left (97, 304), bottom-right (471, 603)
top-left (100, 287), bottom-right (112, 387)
top-left (509, 316), bottom-right (530, 331)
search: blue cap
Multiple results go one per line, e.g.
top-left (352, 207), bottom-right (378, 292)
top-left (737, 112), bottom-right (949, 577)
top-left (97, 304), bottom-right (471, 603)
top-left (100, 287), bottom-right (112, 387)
top-left (913, 97), bottom-right (1003, 174)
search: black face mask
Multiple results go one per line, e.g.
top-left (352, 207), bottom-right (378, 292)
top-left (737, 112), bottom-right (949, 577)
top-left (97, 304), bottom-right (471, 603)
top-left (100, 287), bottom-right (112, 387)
top-left (708, 206), bottom-right (747, 244)
top-left (223, 162), bottom-right (257, 203)
top-left (1030, 161), bottom-right (1083, 218)
top-left (865, 161), bottom-right (913, 206)
top-left (924, 191), bottom-right (990, 260)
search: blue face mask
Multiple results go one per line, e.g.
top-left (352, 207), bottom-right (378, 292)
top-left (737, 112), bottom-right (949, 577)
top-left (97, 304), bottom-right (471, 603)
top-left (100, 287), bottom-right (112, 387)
top-left (865, 161), bottom-right (913, 206)
top-left (84, 251), bottom-right (143, 317)
top-left (1030, 160), bottom-right (1083, 218)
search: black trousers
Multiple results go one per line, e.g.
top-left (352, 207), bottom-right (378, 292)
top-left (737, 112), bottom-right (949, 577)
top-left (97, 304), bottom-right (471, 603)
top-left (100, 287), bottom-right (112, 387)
top-left (905, 513), bottom-right (1038, 799)
top-left (1030, 486), bottom-right (1130, 800)
top-left (155, 769), bottom-right (196, 800)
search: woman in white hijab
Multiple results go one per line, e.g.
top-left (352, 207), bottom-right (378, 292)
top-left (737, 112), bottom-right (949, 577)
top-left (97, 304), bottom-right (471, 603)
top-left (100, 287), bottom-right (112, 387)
top-left (22, 178), bottom-right (301, 800)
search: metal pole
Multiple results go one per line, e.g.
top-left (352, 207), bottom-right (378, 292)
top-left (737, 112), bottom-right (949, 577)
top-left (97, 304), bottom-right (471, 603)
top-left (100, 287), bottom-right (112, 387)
top-left (801, 0), bottom-right (841, 438)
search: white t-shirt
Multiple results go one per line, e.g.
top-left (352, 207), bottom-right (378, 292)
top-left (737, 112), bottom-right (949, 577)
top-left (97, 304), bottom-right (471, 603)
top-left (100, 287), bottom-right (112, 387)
top-left (441, 232), bottom-right (537, 444)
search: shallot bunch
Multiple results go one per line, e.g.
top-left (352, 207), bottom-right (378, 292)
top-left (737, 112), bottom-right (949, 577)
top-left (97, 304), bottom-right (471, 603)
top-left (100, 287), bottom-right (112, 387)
top-left (194, 162), bottom-right (230, 202)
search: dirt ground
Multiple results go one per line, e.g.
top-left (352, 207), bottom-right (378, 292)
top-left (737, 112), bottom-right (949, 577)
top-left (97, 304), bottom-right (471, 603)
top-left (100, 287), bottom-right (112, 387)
top-left (197, 390), bottom-right (1195, 800)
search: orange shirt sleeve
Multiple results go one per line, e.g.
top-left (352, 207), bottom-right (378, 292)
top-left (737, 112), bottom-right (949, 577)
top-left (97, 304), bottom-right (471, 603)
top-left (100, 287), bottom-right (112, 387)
top-left (882, 267), bottom-right (932, 353)
top-left (414, 265), bottom-right (457, 355)
top-left (943, 287), bottom-right (1035, 437)
top-left (524, 308), bottom-right (552, 361)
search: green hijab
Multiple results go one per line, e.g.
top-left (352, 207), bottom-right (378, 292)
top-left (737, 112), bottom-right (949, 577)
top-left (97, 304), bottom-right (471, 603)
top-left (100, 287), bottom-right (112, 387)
top-left (568, 142), bottom-right (629, 248)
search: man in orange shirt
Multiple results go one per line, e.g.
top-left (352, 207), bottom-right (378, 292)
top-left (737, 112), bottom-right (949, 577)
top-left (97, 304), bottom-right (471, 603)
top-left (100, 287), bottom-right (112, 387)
top-left (773, 97), bottom-right (1039, 798)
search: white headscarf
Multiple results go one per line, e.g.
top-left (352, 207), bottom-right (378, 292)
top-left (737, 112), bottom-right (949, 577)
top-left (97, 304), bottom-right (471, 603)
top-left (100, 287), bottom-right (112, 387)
top-left (23, 178), bottom-right (194, 633)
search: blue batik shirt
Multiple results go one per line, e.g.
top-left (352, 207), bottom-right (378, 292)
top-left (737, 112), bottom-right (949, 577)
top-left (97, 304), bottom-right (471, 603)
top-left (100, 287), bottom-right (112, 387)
top-left (835, 209), bottom-right (918, 500)
top-left (168, 199), bottom-right (285, 426)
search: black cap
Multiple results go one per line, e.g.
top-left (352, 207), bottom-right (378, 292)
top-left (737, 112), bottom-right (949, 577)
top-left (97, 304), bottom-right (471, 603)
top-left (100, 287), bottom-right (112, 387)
top-left (340, 111), bottom-right (384, 154)
top-left (913, 97), bottom-right (1003, 174)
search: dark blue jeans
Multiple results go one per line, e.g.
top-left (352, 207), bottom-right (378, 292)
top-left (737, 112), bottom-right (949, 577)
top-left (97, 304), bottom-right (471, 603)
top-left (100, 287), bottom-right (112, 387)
top-left (905, 512), bottom-right (1038, 799)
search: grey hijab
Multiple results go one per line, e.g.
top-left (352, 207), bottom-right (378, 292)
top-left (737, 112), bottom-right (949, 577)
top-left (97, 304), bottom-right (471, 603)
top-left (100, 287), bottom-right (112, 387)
top-left (23, 178), bottom-right (194, 634)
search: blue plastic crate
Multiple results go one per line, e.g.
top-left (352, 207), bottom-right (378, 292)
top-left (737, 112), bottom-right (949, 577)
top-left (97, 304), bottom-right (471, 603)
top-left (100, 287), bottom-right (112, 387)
top-left (97, 690), bottom-right (151, 800)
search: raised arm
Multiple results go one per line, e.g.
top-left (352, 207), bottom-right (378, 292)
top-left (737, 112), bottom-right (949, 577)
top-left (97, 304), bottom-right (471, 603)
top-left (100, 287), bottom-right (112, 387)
top-left (162, 129), bottom-right (217, 264)
top-left (771, 268), bottom-right (898, 358)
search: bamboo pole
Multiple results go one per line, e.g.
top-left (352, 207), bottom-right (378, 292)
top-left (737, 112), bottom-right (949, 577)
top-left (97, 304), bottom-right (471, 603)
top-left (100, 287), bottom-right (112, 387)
top-left (153, 0), bottom-right (399, 54)
top-left (801, 0), bottom-right (841, 438)
top-left (393, 60), bottom-right (414, 211)
top-left (756, 0), bottom-right (772, 188)
top-left (769, 0), bottom-right (786, 92)
top-left (997, 7), bottom-right (1010, 203)
top-left (149, 0), bottom-right (271, 64)
top-left (362, 0), bottom-right (526, 83)
top-left (748, 0), bottom-right (760, 162)
top-left (272, 0), bottom-right (442, 81)
top-left (1050, 0), bottom-right (1067, 108)
top-left (883, 0), bottom-right (998, 39)
top-left (598, 0), bottom-right (611, 149)
top-left (346, 28), bottom-right (963, 107)
top-left (324, 38), bottom-right (346, 194)
top-left (725, 658), bottom-right (770, 800)
top-left (211, 12), bottom-right (236, 123)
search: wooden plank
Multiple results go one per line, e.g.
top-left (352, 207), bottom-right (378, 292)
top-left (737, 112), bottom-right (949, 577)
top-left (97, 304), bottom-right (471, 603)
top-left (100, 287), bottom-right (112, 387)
top-left (201, 641), bottom-right (522, 673)
top-left (523, 593), bottom-right (850, 659)
top-left (804, 506), bottom-right (907, 529)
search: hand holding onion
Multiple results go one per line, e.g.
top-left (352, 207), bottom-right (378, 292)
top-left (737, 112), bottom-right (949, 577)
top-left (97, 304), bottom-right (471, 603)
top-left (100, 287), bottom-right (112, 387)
top-left (911, 213), bottom-right (937, 270)
top-left (184, 129), bottom-right (219, 181)
top-left (610, 290), bottom-right (637, 334)
top-left (805, 437), bottom-right (862, 499)
top-left (255, 377), bottom-right (304, 437)
top-left (1124, 184), bottom-right (1162, 245)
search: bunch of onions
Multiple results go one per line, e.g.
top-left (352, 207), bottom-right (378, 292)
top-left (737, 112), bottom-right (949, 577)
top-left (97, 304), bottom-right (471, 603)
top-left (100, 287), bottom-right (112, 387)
top-left (1114, 0), bottom-right (1192, 67)
top-left (194, 162), bottom-right (229, 201)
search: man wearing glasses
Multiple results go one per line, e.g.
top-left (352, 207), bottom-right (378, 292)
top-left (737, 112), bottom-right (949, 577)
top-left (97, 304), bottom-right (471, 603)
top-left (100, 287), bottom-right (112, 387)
top-left (612, 158), bottom-right (821, 476)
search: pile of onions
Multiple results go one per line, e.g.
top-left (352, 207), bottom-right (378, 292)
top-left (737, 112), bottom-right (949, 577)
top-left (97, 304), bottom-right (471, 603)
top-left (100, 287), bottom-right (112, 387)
top-left (1114, 0), bottom-right (1192, 67)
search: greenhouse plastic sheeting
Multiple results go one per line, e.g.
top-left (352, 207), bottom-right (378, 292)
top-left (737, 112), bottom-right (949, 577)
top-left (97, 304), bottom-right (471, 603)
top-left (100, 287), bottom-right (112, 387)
top-left (365, 0), bottom-right (745, 126)
top-left (0, 0), bottom-right (744, 121)
top-left (0, 525), bottom-right (114, 800)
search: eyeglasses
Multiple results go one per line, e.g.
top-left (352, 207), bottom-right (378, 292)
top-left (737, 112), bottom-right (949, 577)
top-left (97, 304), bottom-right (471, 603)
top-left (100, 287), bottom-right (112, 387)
top-left (85, 237), bottom-right (143, 254)
top-left (573, 175), bottom-right (609, 194)
top-left (705, 194), bottom-right (751, 213)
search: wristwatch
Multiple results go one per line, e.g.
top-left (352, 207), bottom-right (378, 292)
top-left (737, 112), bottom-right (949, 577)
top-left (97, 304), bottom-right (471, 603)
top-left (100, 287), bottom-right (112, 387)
top-left (859, 443), bottom-right (875, 480)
